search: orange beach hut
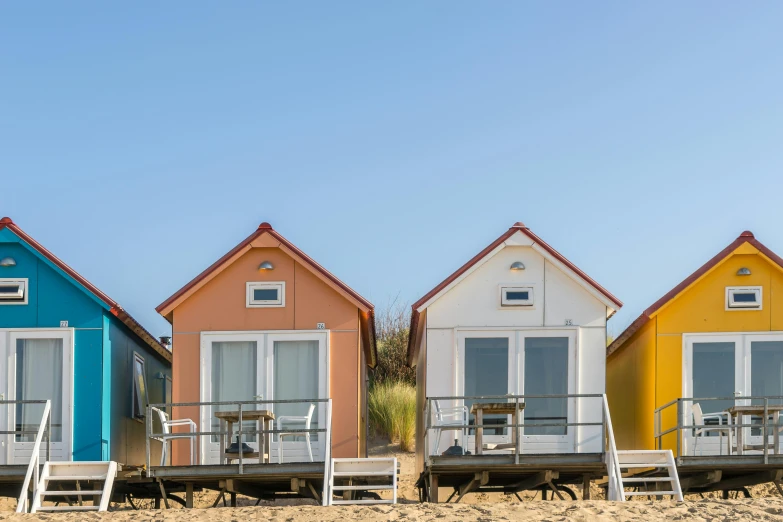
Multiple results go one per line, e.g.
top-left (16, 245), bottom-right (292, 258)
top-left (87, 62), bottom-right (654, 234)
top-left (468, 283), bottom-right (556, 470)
top-left (156, 222), bottom-right (376, 464)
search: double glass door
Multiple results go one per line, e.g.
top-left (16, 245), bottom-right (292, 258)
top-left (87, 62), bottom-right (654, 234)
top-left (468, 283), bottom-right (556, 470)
top-left (201, 331), bottom-right (327, 464)
top-left (685, 333), bottom-right (783, 454)
top-left (458, 330), bottom-right (575, 453)
top-left (0, 329), bottom-right (72, 465)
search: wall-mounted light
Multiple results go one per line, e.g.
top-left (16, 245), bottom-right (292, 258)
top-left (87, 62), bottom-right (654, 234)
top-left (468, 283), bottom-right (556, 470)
top-left (0, 257), bottom-right (16, 267)
top-left (737, 267), bottom-right (751, 276)
top-left (258, 261), bottom-right (274, 271)
top-left (510, 261), bottom-right (525, 271)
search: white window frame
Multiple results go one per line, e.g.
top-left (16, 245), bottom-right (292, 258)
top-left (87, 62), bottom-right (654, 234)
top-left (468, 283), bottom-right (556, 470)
top-left (246, 282), bottom-right (285, 308)
top-left (0, 278), bottom-right (28, 305)
top-left (499, 285), bottom-right (534, 307)
top-left (725, 286), bottom-right (762, 310)
top-left (131, 352), bottom-right (148, 422)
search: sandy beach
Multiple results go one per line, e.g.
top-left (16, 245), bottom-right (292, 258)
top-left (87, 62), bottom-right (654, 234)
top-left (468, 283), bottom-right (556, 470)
top-left (2, 500), bottom-right (783, 521)
top-left (2, 441), bottom-right (783, 520)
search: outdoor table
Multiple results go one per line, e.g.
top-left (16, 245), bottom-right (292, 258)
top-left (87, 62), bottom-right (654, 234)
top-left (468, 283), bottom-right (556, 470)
top-left (470, 402), bottom-right (524, 455)
top-left (216, 410), bottom-right (275, 464)
top-left (724, 405), bottom-right (783, 456)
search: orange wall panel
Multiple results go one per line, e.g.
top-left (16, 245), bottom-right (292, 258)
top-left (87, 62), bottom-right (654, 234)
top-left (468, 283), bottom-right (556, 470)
top-left (170, 246), bottom-right (364, 461)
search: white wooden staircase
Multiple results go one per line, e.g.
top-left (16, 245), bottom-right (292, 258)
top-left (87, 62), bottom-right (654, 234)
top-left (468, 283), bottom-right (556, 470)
top-left (30, 461), bottom-right (118, 513)
top-left (328, 458), bottom-right (397, 505)
top-left (614, 450), bottom-right (683, 501)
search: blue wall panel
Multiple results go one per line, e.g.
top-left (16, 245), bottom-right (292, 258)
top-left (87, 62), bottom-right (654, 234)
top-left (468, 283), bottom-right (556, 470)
top-left (72, 329), bottom-right (104, 461)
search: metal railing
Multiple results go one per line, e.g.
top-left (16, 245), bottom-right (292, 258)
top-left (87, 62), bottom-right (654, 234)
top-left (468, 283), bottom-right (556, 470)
top-left (424, 394), bottom-right (611, 466)
top-left (655, 396), bottom-right (783, 462)
top-left (0, 400), bottom-right (52, 513)
top-left (602, 395), bottom-right (623, 501)
top-left (145, 398), bottom-right (333, 504)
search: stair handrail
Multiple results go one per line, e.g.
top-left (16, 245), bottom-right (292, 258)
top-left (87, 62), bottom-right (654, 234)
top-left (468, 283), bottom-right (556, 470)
top-left (602, 394), bottom-right (624, 501)
top-left (16, 400), bottom-right (51, 513)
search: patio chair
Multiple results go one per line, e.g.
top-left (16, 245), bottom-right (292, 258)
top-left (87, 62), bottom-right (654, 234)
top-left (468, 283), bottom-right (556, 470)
top-left (152, 407), bottom-right (197, 466)
top-left (432, 400), bottom-right (469, 454)
top-left (692, 403), bottom-right (733, 456)
top-left (277, 403), bottom-right (315, 464)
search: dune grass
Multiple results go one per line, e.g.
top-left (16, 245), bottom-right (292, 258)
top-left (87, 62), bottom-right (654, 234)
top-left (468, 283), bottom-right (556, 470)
top-left (368, 380), bottom-right (416, 452)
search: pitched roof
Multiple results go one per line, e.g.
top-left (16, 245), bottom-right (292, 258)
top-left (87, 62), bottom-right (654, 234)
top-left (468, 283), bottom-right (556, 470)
top-left (155, 222), bottom-right (377, 366)
top-left (607, 231), bottom-right (783, 357)
top-left (0, 217), bottom-right (171, 363)
top-left (407, 222), bottom-right (622, 365)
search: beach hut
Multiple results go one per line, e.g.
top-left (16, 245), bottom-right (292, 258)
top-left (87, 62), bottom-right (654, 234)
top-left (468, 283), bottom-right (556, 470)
top-left (155, 222), bottom-right (376, 470)
top-left (607, 231), bottom-right (783, 494)
top-left (408, 222), bottom-right (623, 501)
top-left (0, 217), bottom-right (172, 468)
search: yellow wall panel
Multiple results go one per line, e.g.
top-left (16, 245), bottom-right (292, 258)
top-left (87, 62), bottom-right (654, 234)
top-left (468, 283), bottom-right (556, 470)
top-left (656, 334), bottom-right (683, 452)
top-left (607, 318), bottom-right (657, 450)
top-left (657, 254), bottom-right (775, 335)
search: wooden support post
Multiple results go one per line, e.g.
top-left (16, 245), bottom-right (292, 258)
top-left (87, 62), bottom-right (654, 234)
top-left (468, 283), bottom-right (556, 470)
top-left (507, 470), bottom-right (559, 494)
top-left (157, 479), bottom-right (170, 509)
top-left (456, 471), bottom-right (489, 503)
top-left (582, 475), bottom-right (591, 500)
top-left (547, 480), bottom-right (564, 501)
top-left (430, 474), bottom-right (439, 503)
top-left (211, 489), bottom-right (226, 508)
top-left (307, 481), bottom-right (321, 504)
top-left (185, 482), bottom-right (194, 508)
top-left (154, 498), bottom-right (160, 509)
top-left (230, 492), bottom-right (237, 507)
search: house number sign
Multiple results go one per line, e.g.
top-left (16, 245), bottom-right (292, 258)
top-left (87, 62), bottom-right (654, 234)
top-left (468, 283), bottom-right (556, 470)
top-left (317, 323), bottom-right (325, 329)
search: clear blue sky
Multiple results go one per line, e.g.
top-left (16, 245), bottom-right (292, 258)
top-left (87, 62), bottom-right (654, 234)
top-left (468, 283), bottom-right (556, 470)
top-left (2, 3), bottom-right (783, 338)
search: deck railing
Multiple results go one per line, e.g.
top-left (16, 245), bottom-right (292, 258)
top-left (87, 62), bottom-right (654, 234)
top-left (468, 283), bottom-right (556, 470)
top-left (654, 396), bottom-right (783, 462)
top-left (145, 398), bottom-right (333, 504)
top-left (0, 400), bottom-right (52, 513)
top-left (423, 394), bottom-right (611, 466)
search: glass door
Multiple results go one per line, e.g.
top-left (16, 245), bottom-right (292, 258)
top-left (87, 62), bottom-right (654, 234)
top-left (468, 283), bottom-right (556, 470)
top-left (684, 336), bottom-right (741, 456)
top-left (458, 332), bottom-right (514, 454)
top-left (202, 335), bottom-right (263, 464)
top-left (268, 333), bottom-right (327, 463)
top-left (6, 330), bottom-right (72, 464)
top-left (747, 337), bottom-right (783, 449)
top-left (201, 331), bottom-right (328, 464)
top-left (519, 332), bottom-right (575, 453)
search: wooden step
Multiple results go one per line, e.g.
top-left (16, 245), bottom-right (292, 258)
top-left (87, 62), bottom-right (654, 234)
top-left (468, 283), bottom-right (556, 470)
top-left (625, 491), bottom-right (677, 496)
top-left (622, 477), bottom-right (674, 483)
top-left (36, 506), bottom-right (100, 512)
top-left (332, 471), bottom-right (394, 477)
top-left (44, 475), bottom-right (107, 481)
top-left (40, 490), bottom-right (104, 496)
top-left (331, 485), bottom-right (395, 491)
top-left (332, 498), bottom-right (396, 505)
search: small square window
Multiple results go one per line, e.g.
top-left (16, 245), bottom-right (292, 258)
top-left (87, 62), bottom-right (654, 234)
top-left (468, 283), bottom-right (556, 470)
top-left (726, 286), bottom-right (762, 310)
top-left (501, 286), bottom-right (534, 306)
top-left (0, 278), bottom-right (27, 305)
top-left (132, 353), bottom-right (148, 421)
top-left (246, 282), bottom-right (285, 308)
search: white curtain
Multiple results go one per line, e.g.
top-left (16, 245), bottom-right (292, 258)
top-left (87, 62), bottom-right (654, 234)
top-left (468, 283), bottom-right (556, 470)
top-left (274, 341), bottom-right (319, 436)
top-left (211, 341), bottom-right (257, 442)
top-left (16, 339), bottom-right (63, 442)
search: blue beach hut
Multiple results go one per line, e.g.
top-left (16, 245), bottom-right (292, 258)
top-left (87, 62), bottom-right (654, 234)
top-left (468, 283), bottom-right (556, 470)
top-left (0, 217), bottom-right (171, 467)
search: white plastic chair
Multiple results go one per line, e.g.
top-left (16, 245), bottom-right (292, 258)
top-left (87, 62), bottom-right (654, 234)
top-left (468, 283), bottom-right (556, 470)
top-left (152, 407), bottom-right (197, 466)
top-left (277, 403), bottom-right (315, 464)
top-left (432, 400), bottom-right (469, 454)
top-left (692, 403), bottom-right (733, 456)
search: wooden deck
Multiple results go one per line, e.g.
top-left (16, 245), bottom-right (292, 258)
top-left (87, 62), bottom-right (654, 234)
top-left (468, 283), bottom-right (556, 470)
top-left (144, 462), bottom-right (327, 506)
top-left (673, 455), bottom-right (783, 494)
top-left (419, 453), bottom-right (606, 502)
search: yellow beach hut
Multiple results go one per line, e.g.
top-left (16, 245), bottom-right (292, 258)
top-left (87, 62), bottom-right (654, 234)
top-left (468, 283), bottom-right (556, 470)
top-left (607, 231), bottom-right (783, 494)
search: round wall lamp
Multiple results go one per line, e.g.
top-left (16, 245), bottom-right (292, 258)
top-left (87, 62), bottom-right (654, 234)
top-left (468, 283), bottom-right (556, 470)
top-left (0, 257), bottom-right (16, 267)
top-left (737, 267), bottom-right (751, 276)
top-left (510, 261), bottom-right (525, 271)
top-left (258, 261), bottom-right (274, 271)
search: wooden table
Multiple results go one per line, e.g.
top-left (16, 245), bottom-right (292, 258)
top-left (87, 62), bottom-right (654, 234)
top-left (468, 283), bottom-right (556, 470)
top-left (725, 405), bottom-right (783, 456)
top-left (470, 402), bottom-right (524, 455)
top-left (216, 410), bottom-right (275, 464)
